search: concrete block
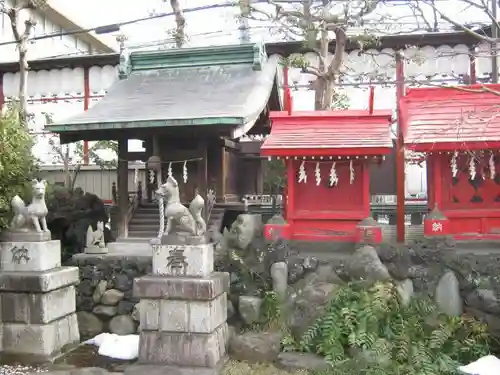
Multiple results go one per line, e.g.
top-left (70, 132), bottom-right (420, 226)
top-left (139, 299), bottom-right (160, 331)
top-left (140, 294), bottom-right (227, 334)
top-left (152, 243), bottom-right (214, 277)
top-left (139, 323), bottom-right (228, 367)
top-left (0, 240), bottom-right (61, 272)
top-left (1, 285), bottom-right (76, 324)
top-left (2, 312), bottom-right (79, 359)
top-left (187, 293), bottom-right (227, 333)
top-left (0, 266), bottom-right (79, 292)
top-left (134, 273), bottom-right (229, 301)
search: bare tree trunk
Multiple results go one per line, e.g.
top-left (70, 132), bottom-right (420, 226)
top-left (169, 0), bottom-right (186, 47)
top-left (3, 4), bottom-right (35, 129)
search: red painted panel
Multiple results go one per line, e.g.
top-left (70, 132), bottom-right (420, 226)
top-left (293, 160), bottom-right (363, 212)
top-left (437, 154), bottom-right (500, 211)
top-left (290, 219), bottom-right (358, 242)
top-left (449, 218), bottom-right (482, 235)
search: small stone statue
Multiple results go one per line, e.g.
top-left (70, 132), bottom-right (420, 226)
top-left (154, 176), bottom-right (206, 239)
top-left (10, 179), bottom-right (49, 233)
top-left (84, 221), bottom-right (108, 254)
top-left (86, 221), bottom-right (106, 250)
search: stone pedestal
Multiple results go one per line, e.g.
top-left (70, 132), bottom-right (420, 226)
top-left (131, 235), bottom-right (229, 374)
top-left (84, 246), bottom-right (109, 255)
top-left (0, 234), bottom-right (80, 363)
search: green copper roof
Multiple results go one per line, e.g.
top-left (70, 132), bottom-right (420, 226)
top-left (47, 43), bottom-right (278, 135)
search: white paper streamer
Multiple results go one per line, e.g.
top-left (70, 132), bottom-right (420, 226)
top-left (329, 162), bottom-right (338, 187)
top-left (298, 161), bottom-right (307, 183)
top-left (314, 162), bottom-right (321, 186)
top-left (182, 161), bottom-right (188, 183)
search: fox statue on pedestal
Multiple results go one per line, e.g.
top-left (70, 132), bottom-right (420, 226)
top-left (10, 179), bottom-right (50, 233)
top-left (155, 176), bottom-right (206, 237)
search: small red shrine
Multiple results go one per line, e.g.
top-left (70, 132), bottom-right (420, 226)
top-left (401, 84), bottom-right (500, 240)
top-left (261, 110), bottom-right (393, 243)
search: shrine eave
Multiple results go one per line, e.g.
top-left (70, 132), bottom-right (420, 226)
top-left (46, 55), bottom-right (280, 138)
top-left (261, 146), bottom-right (392, 157)
top-left (401, 84), bottom-right (500, 152)
top-left (406, 141), bottom-right (500, 153)
top-left (261, 110), bottom-right (393, 157)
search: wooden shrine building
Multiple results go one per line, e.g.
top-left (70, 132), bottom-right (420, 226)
top-left (401, 84), bottom-right (500, 239)
top-left (261, 110), bottom-right (393, 243)
top-left (46, 43), bottom-right (281, 238)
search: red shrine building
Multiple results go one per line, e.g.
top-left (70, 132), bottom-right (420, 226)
top-left (401, 84), bottom-right (500, 240)
top-left (261, 110), bottom-right (393, 243)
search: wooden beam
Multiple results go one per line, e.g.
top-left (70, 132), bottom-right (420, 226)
top-left (220, 137), bottom-right (240, 150)
top-left (197, 140), bottom-right (208, 221)
top-left (117, 138), bottom-right (129, 238)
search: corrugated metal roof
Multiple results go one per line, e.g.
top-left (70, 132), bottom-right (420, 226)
top-left (47, 55), bottom-right (279, 133)
top-left (402, 84), bottom-right (500, 151)
top-left (261, 110), bottom-right (393, 156)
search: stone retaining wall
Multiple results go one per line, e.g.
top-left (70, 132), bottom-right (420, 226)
top-left (70, 254), bottom-right (152, 339)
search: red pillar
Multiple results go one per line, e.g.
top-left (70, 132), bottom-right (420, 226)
top-left (283, 65), bottom-right (292, 114)
top-left (83, 67), bottom-right (90, 165)
top-left (395, 53), bottom-right (406, 243)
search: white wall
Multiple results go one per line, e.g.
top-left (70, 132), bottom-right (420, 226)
top-left (0, 0), bottom-right (91, 62)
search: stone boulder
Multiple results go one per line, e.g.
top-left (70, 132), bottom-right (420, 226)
top-left (435, 270), bottom-right (463, 316)
top-left (286, 272), bottom-right (339, 339)
top-left (101, 289), bottom-right (125, 306)
top-left (77, 311), bottom-right (104, 339)
top-left (93, 305), bottom-right (118, 318)
top-left (277, 352), bottom-right (329, 372)
top-left (465, 288), bottom-right (500, 315)
top-left (238, 296), bottom-right (262, 325)
top-left (347, 245), bottom-right (392, 282)
top-left (229, 332), bottom-right (282, 362)
top-left (109, 315), bottom-right (136, 335)
top-left (92, 280), bottom-right (108, 304)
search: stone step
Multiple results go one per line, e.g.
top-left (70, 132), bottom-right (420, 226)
top-left (129, 224), bottom-right (159, 232)
top-left (132, 213), bottom-right (160, 220)
top-left (128, 231), bottom-right (158, 238)
top-left (136, 207), bottom-right (160, 213)
top-left (129, 218), bottom-right (160, 225)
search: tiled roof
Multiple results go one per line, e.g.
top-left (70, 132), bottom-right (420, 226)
top-left (261, 110), bottom-right (393, 156)
top-left (402, 84), bottom-right (500, 152)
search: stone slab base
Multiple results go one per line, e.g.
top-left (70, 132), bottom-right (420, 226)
top-left (84, 246), bottom-right (109, 254)
top-left (139, 293), bottom-right (227, 333)
top-left (153, 241), bottom-right (214, 277)
top-left (139, 323), bottom-right (228, 367)
top-left (1, 285), bottom-right (76, 324)
top-left (0, 240), bottom-right (61, 271)
top-left (2, 313), bottom-right (80, 361)
top-left (125, 358), bottom-right (228, 375)
top-left (1, 230), bottom-right (51, 242)
top-left (0, 266), bottom-right (79, 292)
top-left (134, 272), bottom-right (229, 300)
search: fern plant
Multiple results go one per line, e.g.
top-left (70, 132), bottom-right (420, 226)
top-left (288, 281), bottom-right (490, 375)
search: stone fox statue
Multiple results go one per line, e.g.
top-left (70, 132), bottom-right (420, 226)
top-left (11, 179), bottom-right (50, 233)
top-left (156, 176), bottom-right (206, 237)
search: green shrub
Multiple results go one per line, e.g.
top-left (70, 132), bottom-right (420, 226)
top-left (0, 108), bottom-right (36, 230)
top-left (285, 281), bottom-right (490, 375)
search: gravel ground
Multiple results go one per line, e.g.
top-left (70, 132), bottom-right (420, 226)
top-left (0, 365), bottom-right (47, 375)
